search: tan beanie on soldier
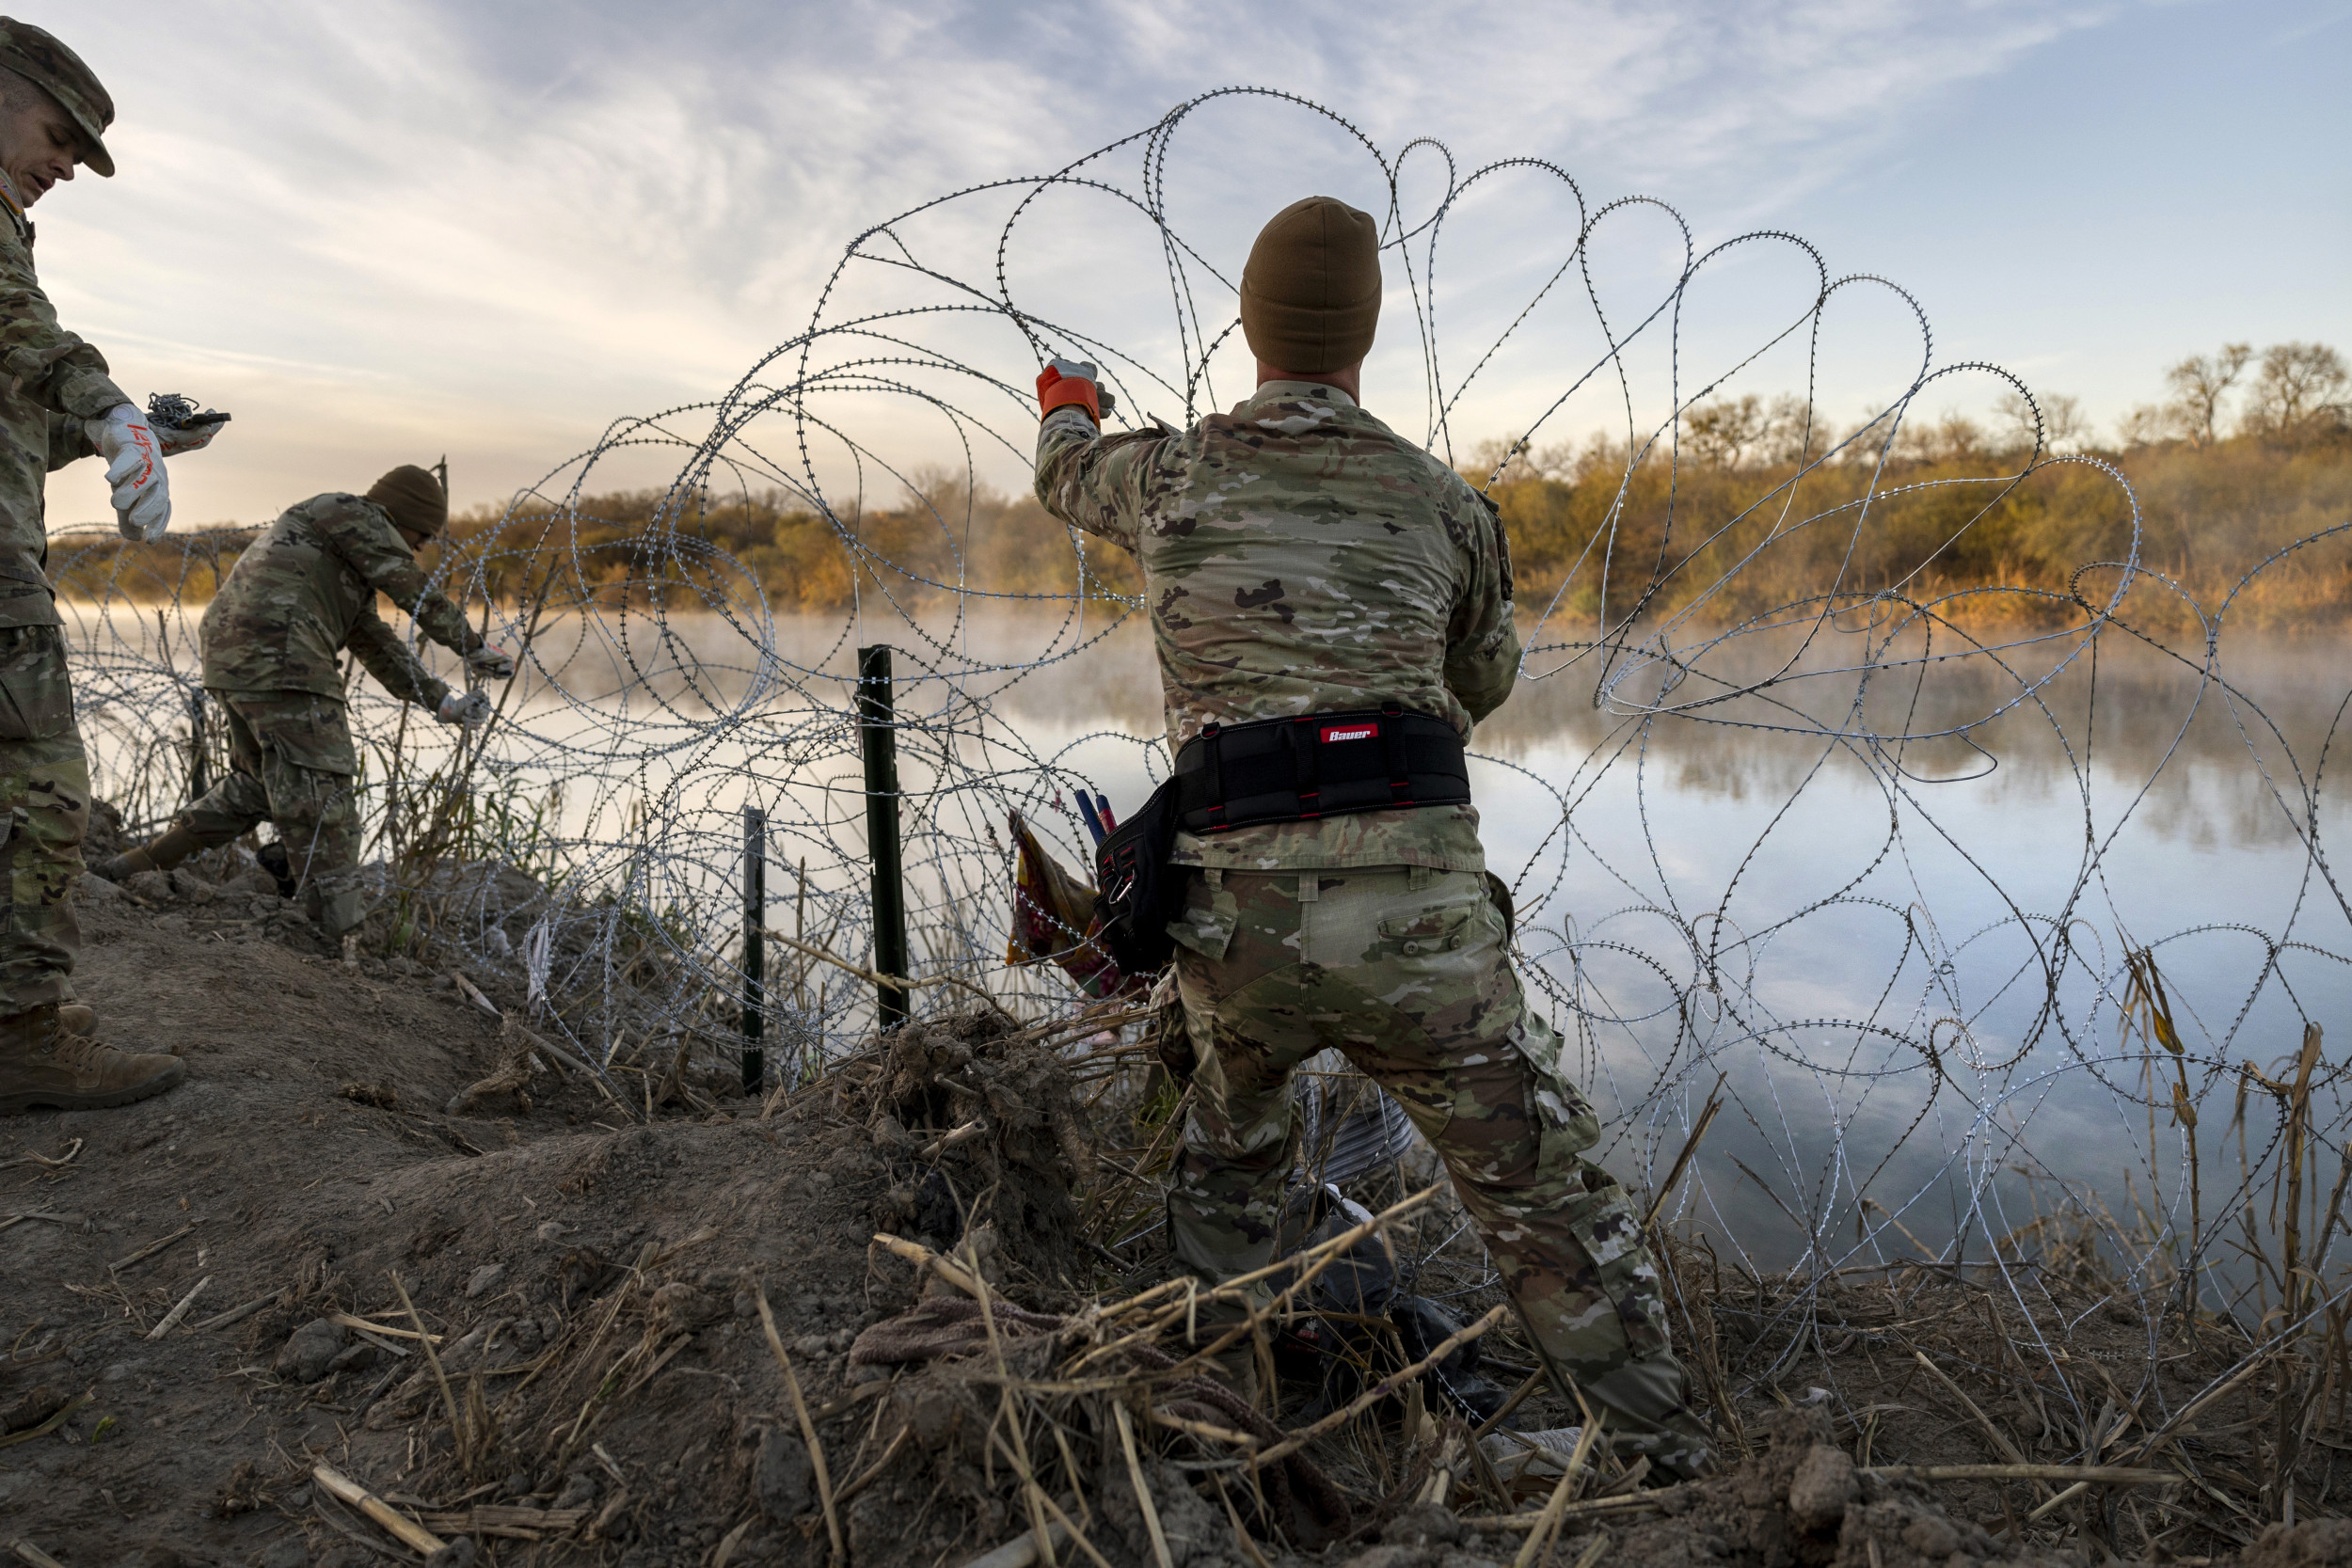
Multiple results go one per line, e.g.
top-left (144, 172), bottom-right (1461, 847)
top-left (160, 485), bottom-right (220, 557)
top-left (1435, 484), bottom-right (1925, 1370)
top-left (1238, 196), bottom-right (1383, 374)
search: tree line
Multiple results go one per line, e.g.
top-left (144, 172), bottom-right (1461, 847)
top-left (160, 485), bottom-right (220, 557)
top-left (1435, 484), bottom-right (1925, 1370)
top-left (51, 341), bottom-right (2349, 634)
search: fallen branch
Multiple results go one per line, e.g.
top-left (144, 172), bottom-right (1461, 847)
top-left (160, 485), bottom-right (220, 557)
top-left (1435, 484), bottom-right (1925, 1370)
top-left (9, 1542), bottom-right (65, 1568)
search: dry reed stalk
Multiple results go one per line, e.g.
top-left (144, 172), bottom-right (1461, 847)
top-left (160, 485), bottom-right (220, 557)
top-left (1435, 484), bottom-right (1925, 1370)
top-left (145, 1275), bottom-right (211, 1340)
top-left (964, 1233), bottom-right (1060, 1568)
top-left (755, 1287), bottom-right (844, 1563)
top-left (1512, 1420), bottom-right (1601, 1568)
top-left (311, 1463), bottom-right (447, 1556)
top-left (1111, 1401), bottom-right (1174, 1568)
top-left (1250, 1304), bottom-right (1508, 1470)
top-left (1208, 1470), bottom-right (1275, 1568)
top-left (1644, 1073), bottom-right (1726, 1228)
top-left (390, 1272), bottom-right (471, 1475)
top-left (875, 1231), bottom-right (984, 1297)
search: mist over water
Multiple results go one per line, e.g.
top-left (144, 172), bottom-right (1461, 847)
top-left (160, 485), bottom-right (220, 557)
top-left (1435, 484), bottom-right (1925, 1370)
top-left (71, 595), bottom-right (2351, 1284)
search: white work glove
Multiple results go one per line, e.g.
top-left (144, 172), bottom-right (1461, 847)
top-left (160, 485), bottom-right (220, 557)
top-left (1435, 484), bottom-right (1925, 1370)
top-left (437, 689), bottom-right (492, 727)
top-left (155, 418), bottom-right (224, 457)
top-left (89, 404), bottom-right (172, 541)
top-left (465, 642), bottom-right (516, 681)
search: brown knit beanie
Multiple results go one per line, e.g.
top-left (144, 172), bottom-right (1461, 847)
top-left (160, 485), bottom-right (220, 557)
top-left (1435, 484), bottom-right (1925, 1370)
top-left (367, 465), bottom-right (448, 539)
top-left (1239, 196), bottom-right (1382, 374)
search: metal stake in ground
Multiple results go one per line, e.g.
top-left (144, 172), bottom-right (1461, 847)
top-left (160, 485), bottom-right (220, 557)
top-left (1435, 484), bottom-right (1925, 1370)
top-left (742, 804), bottom-right (767, 1095)
top-left (858, 645), bottom-right (910, 1030)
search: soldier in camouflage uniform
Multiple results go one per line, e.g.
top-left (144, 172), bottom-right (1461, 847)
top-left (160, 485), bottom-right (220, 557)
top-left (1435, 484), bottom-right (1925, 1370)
top-left (0, 20), bottom-right (212, 1114)
top-left (1033, 197), bottom-right (1712, 1476)
top-left (99, 467), bottom-right (513, 939)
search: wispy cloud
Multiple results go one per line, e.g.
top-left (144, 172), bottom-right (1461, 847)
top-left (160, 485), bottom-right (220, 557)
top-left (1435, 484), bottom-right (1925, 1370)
top-left (21, 0), bottom-right (2130, 526)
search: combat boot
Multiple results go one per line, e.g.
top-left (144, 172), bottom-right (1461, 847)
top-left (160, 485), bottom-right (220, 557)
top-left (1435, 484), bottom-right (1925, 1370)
top-left (92, 822), bottom-right (206, 883)
top-left (0, 1005), bottom-right (184, 1114)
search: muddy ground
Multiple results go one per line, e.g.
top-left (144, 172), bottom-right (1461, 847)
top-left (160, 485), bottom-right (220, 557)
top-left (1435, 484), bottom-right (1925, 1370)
top-left (2, 872), bottom-right (2345, 1568)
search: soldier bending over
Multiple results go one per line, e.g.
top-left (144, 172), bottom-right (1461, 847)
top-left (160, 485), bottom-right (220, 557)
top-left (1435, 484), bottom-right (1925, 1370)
top-left (100, 467), bottom-right (513, 939)
top-left (1031, 198), bottom-right (1713, 1476)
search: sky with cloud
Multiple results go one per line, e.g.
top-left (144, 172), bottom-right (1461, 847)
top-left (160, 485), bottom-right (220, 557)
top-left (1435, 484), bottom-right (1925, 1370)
top-left (15, 0), bottom-right (2348, 531)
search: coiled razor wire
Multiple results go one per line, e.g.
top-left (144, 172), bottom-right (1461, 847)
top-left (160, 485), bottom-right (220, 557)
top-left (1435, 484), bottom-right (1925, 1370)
top-left (47, 89), bottom-right (2352, 1361)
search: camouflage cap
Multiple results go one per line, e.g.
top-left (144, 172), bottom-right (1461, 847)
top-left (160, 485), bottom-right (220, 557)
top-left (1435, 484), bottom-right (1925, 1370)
top-left (0, 20), bottom-right (115, 178)
top-left (367, 466), bottom-right (449, 540)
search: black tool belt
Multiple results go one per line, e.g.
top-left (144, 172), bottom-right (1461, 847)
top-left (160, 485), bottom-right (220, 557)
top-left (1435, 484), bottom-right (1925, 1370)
top-left (1173, 704), bottom-right (1470, 832)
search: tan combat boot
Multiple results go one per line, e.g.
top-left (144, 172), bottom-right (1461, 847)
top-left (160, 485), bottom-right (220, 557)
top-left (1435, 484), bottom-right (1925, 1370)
top-left (91, 822), bottom-right (206, 883)
top-left (0, 1005), bottom-right (184, 1114)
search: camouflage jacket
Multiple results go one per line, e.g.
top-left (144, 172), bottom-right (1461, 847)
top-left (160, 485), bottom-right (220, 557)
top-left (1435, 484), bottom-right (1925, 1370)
top-left (0, 189), bottom-right (126, 628)
top-left (1035, 379), bottom-right (1518, 872)
top-left (199, 492), bottom-right (481, 707)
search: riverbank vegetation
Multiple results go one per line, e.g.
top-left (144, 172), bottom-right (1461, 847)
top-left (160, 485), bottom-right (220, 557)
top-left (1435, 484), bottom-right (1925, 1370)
top-left (52, 341), bottom-right (2349, 632)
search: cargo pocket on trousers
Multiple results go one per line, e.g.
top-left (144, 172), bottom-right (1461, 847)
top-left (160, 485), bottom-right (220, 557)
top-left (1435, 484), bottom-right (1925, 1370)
top-left (1511, 1007), bottom-right (1601, 1163)
top-left (249, 697), bottom-right (359, 777)
top-left (0, 626), bottom-right (72, 742)
top-left (1555, 1171), bottom-right (1673, 1360)
top-left (1167, 869), bottom-right (1237, 962)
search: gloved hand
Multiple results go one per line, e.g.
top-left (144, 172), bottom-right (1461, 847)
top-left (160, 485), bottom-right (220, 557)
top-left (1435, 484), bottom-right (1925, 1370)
top-left (1037, 357), bottom-right (1116, 424)
top-left (155, 418), bottom-right (225, 457)
top-left (465, 642), bottom-right (516, 681)
top-left (88, 404), bottom-right (171, 541)
top-left (437, 689), bottom-right (492, 727)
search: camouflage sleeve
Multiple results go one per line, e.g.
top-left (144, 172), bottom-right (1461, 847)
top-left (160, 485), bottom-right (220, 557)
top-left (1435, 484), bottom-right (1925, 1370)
top-left (0, 277), bottom-right (131, 421)
top-left (1443, 482), bottom-right (1520, 724)
top-left (345, 604), bottom-right (453, 710)
top-left (311, 496), bottom-right (484, 657)
top-left (1033, 407), bottom-right (1167, 552)
top-left (43, 410), bottom-right (94, 471)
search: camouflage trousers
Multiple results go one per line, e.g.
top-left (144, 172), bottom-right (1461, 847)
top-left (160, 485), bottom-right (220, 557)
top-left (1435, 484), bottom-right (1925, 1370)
top-left (179, 691), bottom-right (364, 936)
top-left (1165, 865), bottom-right (1712, 1477)
top-left (0, 626), bottom-right (86, 1017)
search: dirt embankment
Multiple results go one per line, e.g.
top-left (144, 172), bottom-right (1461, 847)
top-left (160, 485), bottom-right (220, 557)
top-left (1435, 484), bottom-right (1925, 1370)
top-left (4, 875), bottom-right (2347, 1568)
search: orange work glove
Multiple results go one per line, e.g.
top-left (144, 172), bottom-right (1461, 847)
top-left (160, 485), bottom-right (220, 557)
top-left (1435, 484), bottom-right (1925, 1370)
top-left (1037, 357), bottom-right (1118, 424)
